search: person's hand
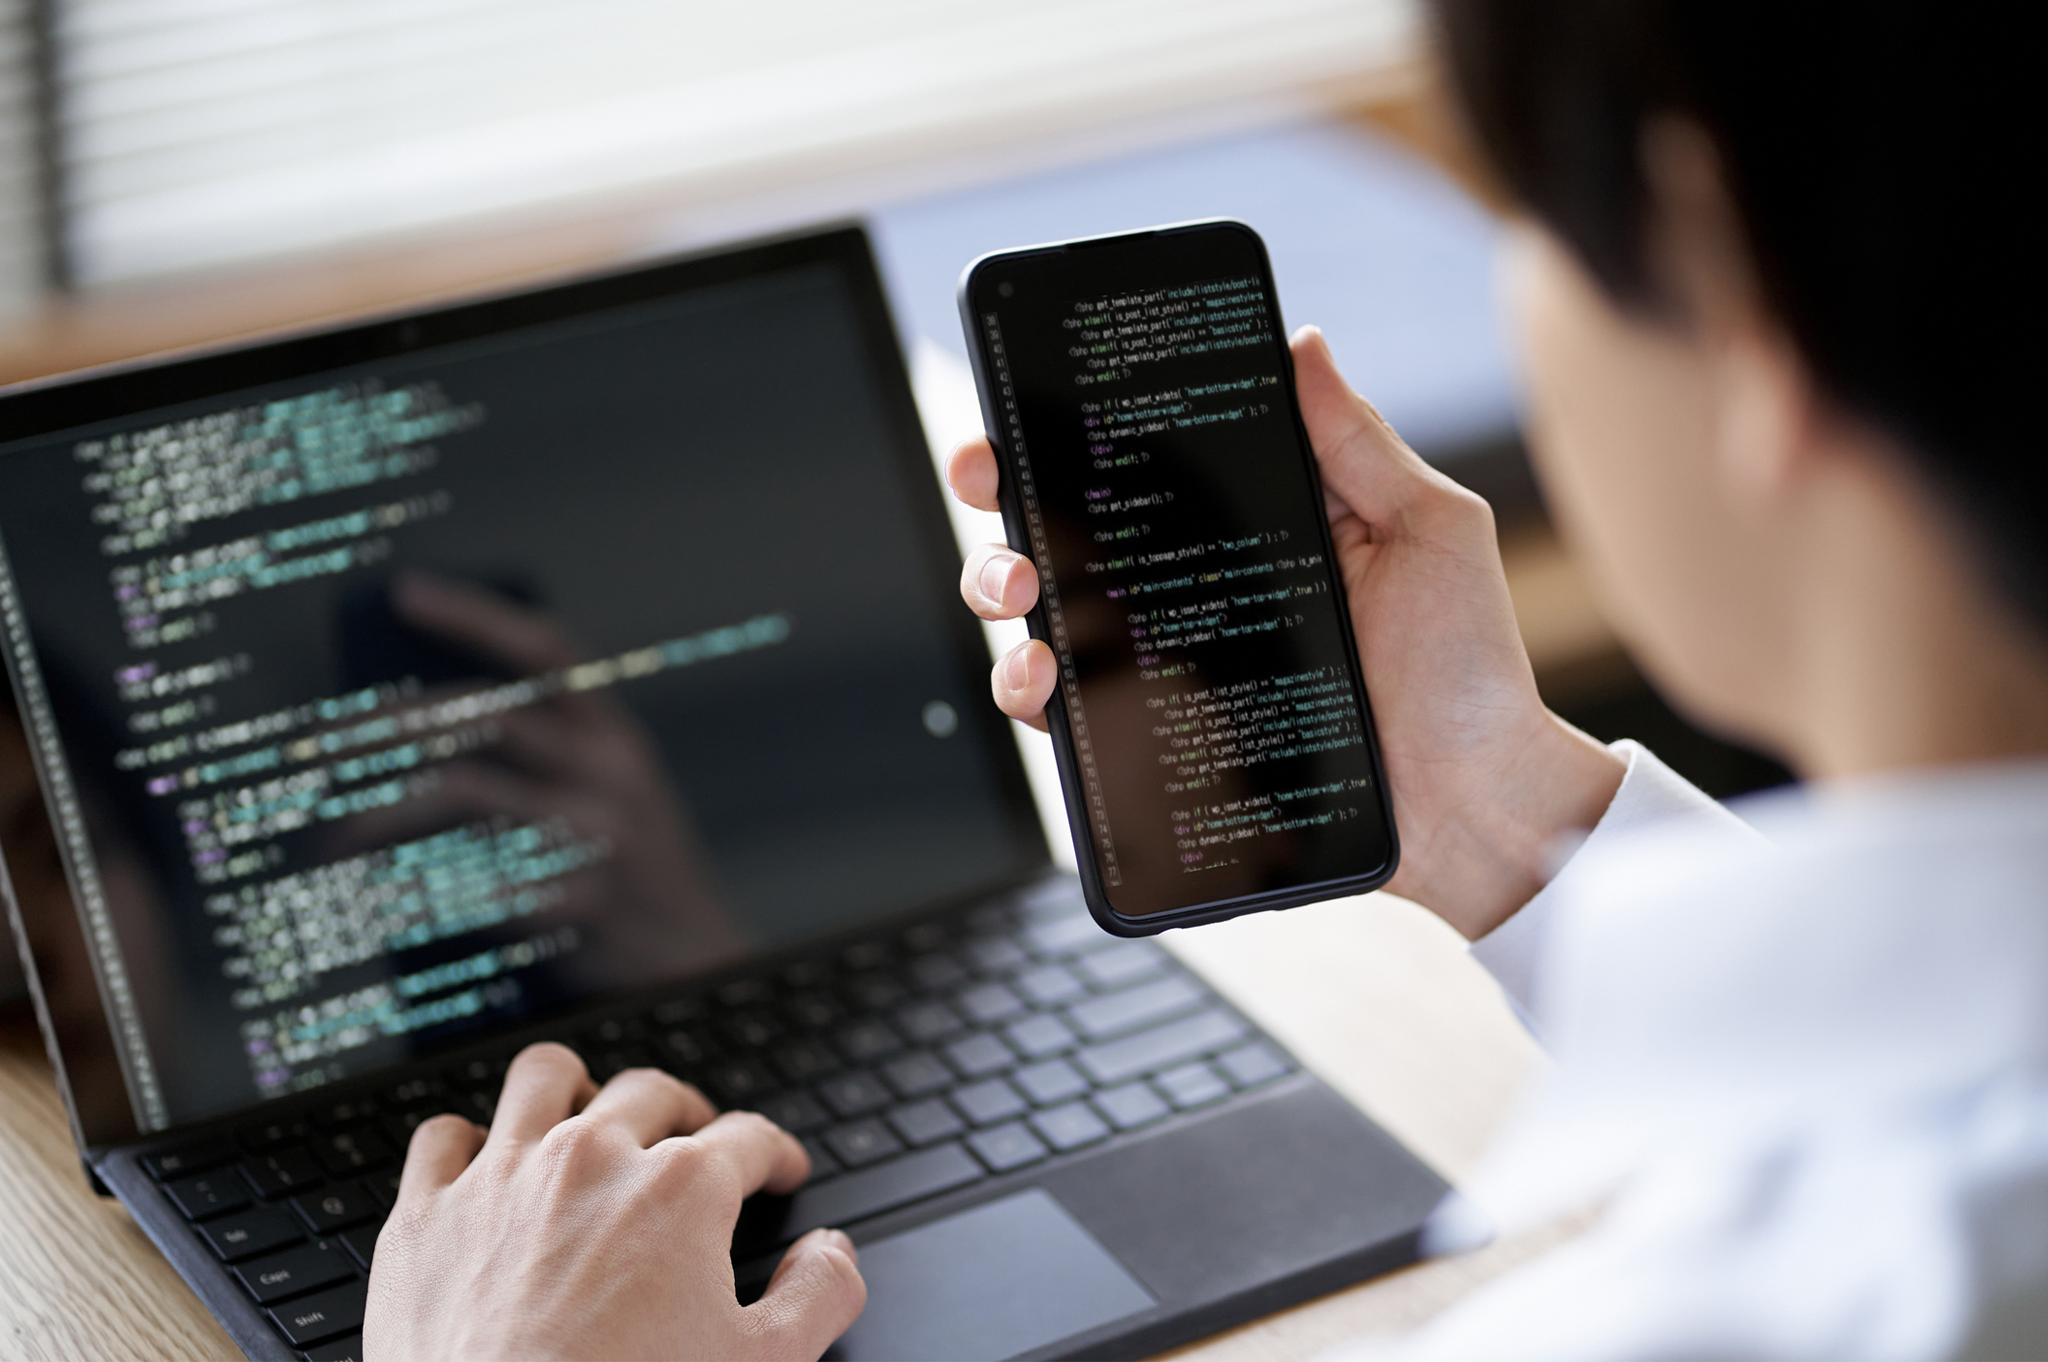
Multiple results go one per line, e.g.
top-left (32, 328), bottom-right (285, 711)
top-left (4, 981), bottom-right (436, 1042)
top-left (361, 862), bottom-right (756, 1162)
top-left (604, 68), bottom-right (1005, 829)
top-left (364, 1043), bottom-right (865, 1361)
top-left (950, 327), bottom-right (1624, 939)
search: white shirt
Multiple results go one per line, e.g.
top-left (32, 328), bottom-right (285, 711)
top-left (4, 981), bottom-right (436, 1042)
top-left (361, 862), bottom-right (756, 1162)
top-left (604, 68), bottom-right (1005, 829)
top-left (1366, 741), bottom-right (2048, 1361)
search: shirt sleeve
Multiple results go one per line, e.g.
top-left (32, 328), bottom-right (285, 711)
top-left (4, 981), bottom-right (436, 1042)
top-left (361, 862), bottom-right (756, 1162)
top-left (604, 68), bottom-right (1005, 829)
top-left (1467, 739), bottom-right (1753, 1029)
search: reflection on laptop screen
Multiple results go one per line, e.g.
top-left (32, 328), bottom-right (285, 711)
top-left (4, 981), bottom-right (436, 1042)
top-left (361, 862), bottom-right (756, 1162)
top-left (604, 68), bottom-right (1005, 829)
top-left (0, 231), bottom-right (1041, 1132)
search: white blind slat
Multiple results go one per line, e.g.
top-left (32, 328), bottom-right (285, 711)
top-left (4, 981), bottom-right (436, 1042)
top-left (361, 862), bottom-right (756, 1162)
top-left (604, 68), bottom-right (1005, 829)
top-left (55, 0), bottom-right (1416, 286)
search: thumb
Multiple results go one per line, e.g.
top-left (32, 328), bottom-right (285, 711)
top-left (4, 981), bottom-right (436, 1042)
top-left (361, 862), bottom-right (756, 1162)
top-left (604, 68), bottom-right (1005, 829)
top-left (748, 1228), bottom-right (867, 1358)
top-left (1289, 325), bottom-right (1445, 524)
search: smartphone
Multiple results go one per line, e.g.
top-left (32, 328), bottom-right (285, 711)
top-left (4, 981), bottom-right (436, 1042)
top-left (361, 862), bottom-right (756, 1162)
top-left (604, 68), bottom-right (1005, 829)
top-left (958, 219), bottom-right (1398, 935)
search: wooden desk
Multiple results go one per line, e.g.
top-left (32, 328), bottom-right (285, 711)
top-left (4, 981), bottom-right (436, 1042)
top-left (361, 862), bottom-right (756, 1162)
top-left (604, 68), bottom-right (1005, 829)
top-left (0, 889), bottom-right (1566, 1361)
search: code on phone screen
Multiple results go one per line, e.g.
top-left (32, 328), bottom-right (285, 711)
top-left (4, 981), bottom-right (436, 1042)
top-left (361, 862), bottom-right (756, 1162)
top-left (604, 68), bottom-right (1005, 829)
top-left (979, 254), bottom-right (1392, 916)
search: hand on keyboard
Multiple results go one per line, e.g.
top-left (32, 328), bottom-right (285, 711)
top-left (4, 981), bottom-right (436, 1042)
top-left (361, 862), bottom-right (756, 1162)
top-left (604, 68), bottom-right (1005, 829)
top-left (363, 1042), bottom-right (866, 1361)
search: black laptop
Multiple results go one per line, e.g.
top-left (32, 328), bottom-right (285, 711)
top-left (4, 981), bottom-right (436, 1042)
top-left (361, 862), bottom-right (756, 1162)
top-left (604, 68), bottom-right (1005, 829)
top-left (0, 224), bottom-right (1447, 1362)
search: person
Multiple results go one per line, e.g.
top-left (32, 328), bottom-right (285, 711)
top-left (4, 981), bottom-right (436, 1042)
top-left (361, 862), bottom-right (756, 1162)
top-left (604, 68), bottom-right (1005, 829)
top-left (363, 0), bottom-right (2048, 1356)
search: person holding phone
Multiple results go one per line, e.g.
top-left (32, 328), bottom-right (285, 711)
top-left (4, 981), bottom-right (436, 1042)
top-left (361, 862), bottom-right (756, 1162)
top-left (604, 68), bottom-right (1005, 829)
top-left (364, 1), bottom-right (2047, 1357)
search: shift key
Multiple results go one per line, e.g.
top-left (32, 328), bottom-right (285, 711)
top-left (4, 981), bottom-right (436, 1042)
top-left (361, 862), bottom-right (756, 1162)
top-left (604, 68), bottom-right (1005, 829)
top-left (1075, 1008), bottom-right (1249, 1086)
top-left (782, 1142), bottom-right (982, 1239)
top-left (269, 1279), bottom-right (367, 1348)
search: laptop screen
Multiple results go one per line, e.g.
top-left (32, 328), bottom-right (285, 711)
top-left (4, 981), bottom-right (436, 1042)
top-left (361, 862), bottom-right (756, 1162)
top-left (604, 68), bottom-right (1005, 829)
top-left (0, 228), bottom-right (1045, 1140)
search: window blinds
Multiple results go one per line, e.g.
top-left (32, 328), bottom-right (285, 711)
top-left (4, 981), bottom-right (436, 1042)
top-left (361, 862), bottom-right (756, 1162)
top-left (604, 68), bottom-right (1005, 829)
top-left (0, 0), bottom-right (42, 315)
top-left (52, 0), bottom-right (1415, 287)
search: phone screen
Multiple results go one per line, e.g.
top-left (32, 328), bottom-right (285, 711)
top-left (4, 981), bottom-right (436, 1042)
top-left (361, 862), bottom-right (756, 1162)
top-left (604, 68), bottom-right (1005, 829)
top-left (962, 222), bottom-right (1396, 925)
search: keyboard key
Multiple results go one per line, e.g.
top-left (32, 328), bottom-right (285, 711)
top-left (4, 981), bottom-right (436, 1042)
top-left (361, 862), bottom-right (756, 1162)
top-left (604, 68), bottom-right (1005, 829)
top-left (1015, 963), bottom-right (1086, 1007)
top-left (908, 953), bottom-right (969, 993)
top-left (199, 1206), bottom-right (303, 1262)
top-left (232, 1241), bottom-right (354, 1304)
top-left (956, 982), bottom-right (1026, 1025)
top-left (965, 937), bottom-right (1030, 975)
top-left (784, 992), bottom-right (843, 1030)
top-left (895, 1000), bottom-right (965, 1044)
top-left (887, 1099), bottom-right (965, 1147)
top-left (784, 1142), bottom-right (983, 1238)
top-left (756, 1091), bottom-right (831, 1134)
top-left (968, 1122), bottom-right (1049, 1172)
top-left (1004, 1013), bottom-right (1077, 1060)
top-left (339, 1222), bottom-right (383, 1272)
top-left (586, 1016), bottom-right (647, 1048)
top-left (1156, 1061), bottom-right (1231, 1110)
top-left (450, 1088), bottom-right (496, 1124)
top-left (799, 1135), bottom-right (841, 1182)
top-left (385, 1075), bottom-right (446, 1109)
top-left (143, 1139), bottom-right (235, 1181)
top-left (445, 1056), bottom-right (508, 1090)
top-left (817, 1071), bottom-right (892, 1118)
top-left (881, 1051), bottom-right (953, 1098)
top-left (949, 1078), bottom-right (1028, 1126)
top-left (1079, 942), bottom-right (1167, 988)
top-left (237, 1118), bottom-right (309, 1153)
top-left (302, 1334), bottom-right (364, 1362)
top-left (652, 997), bottom-right (706, 1026)
top-left (241, 1148), bottom-right (325, 1200)
top-left (1030, 1102), bottom-right (1111, 1152)
top-left (291, 1181), bottom-right (380, 1233)
top-left (942, 1032), bottom-right (1014, 1078)
top-left (841, 973), bottom-right (905, 1012)
top-left (902, 920), bottom-right (951, 953)
top-left (382, 1108), bottom-right (454, 1152)
top-left (162, 1170), bottom-right (251, 1220)
top-left (655, 1026), bottom-right (714, 1068)
top-left (823, 1119), bottom-right (904, 1168)
top-left (1075, 1008), bottom-right (1249, 1086)
top-left (966, 904), bottom-right (1012, 934)
top-left (1066, 976), bottom-right (1204, 1040)
top-left (835, 1019), bottom-right (903, 1064)
top-left (707, 1060), bottom-right (779, 1106)
top-left (723, 1010), bottom-right (784, 1049)
top-left (1014, 881), bottom-right (1087, 919)
top-left (311, 1128), bottom-right (394, 1177)
top-left (1218, 1042), bottom-right (1291, 1089)
top-left (773, 1040), bottom-right (840, 1084)
top-left (1022, 914), bottom-right (1106, 958)
top-left (587, 1044), bottom-right (652, 1081)
top-left (310, 1097), bottom-right (380, 1131)
top-left (1093, 1082), bottom-right (1171, 1131)
top-left (368, 1171), bottom-right (402, 1209)
top-left (1013, 1059), bottom-right (1089, 1106)
top-left (269, 1278), bottom-right (368, 1348)
top-left (781, 959), bottom-right (831, 990)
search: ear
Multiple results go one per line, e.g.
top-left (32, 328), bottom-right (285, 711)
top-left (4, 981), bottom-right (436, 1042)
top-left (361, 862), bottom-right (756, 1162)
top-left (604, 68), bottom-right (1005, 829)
top-left (1641, 118), bottom-right (1821, 514)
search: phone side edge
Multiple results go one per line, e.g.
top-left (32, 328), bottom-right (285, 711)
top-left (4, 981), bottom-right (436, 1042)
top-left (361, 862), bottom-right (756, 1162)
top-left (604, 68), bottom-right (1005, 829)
top-left (955, 257), bottom-right (1131, 933)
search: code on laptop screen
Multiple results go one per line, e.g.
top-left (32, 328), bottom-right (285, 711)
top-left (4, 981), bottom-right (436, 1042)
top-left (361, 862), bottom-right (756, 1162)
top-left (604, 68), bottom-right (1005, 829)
top-left (0, 250), bottom-right (1038, 1130)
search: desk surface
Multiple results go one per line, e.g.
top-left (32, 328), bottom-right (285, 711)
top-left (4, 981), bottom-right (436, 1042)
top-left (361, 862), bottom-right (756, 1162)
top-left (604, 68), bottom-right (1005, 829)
top-left (0, 890), bottom-right (1567, 1361)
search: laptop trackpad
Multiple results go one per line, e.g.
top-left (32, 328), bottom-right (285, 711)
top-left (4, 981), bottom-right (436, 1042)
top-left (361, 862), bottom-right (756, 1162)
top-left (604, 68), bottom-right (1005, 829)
top-left (826, 1189), bottom-right (1156, 1361)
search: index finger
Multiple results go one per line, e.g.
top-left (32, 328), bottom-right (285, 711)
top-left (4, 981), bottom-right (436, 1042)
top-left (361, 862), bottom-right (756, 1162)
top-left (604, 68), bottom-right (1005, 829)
top-left (485, 1042), bottom-right (599, 1149)
top-left (944, 437), bottom-right (1000, 513)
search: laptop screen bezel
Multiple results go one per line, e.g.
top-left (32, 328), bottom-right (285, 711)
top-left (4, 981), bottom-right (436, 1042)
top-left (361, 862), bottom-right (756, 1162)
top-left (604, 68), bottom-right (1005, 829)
top-left (0, 222), bottom-right (1050, 1152)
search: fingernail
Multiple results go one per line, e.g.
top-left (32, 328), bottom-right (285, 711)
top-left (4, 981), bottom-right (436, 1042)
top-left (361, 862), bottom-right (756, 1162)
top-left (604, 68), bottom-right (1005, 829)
top-left (1004, 645), bottom-right (1032, 693)
top-left (979, 554), bottom-right (1014, 606)
top-left (823, 1229), bottom-right (856, 1259)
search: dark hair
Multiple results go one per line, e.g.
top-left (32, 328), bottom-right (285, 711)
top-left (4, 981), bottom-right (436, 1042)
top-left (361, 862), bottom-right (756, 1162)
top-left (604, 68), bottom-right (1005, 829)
top-left (1433, 0), bottom-right (2044, 633)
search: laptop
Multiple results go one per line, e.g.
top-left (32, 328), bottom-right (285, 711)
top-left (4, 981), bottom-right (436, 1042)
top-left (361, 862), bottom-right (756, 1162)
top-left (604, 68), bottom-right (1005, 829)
top-left (0, 224), bottom-right (1448, 1362)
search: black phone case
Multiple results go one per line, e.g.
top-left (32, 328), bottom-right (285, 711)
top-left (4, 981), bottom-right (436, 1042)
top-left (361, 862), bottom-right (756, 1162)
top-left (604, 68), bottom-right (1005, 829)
top-left (956, 219), bottom-right (1398, 936)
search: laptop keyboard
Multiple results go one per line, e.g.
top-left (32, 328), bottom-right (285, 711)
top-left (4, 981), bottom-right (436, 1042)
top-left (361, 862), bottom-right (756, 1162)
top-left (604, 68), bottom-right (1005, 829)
top-left (135, 887), bottom-right (1295, 1359)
